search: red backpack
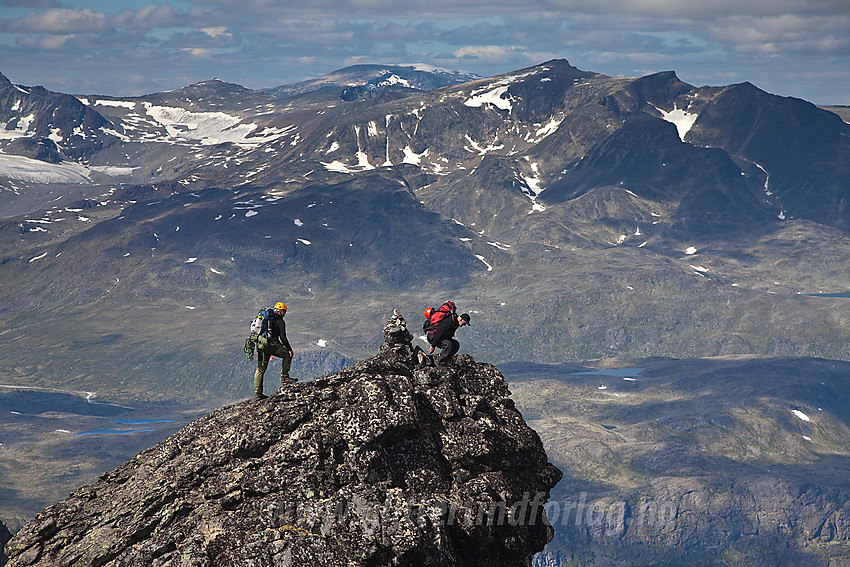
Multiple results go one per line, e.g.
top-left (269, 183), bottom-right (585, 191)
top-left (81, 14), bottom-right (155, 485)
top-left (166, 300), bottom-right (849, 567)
top-left (423, 301), bottom-right (457, 336)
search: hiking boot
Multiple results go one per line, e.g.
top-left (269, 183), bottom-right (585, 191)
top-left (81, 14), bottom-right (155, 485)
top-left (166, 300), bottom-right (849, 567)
top-left (254, 393), bottom-right (268, 400)
top-left (281, 376), bottom-right (298, 385)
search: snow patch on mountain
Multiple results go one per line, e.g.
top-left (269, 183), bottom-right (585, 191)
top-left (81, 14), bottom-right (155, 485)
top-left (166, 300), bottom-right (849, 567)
top-left (322, 160), bottom-right (356, 174)
top-left (528, 118), bottom-right (563, 142)
top-left (474, 255), bottom-right (493, 271)
top-left (402, 63), bottom-right (469, 75)
top-left (350, 125), bottom-right (375, 170)
top-left (464, 86), bottom-right (512, 112)
top-left (520, 161), bottom-right (547, 213)
top-left (94, 100), bottom-right (136, 109)
top-left (522, 162), bottom-right (543, 196)
top-left (376, 74), bottom-right (412, 88)
top-left (792, 409), bottom-right (811, 422)
top-left (654, 104), bottom-right (699, 141)
top-left (0, 113), bottom-right (36, 139)
top-left (0, 154), bottom-right (90, 183)
top-left (402, 146), bottom-right (428, 165)
top-left (356, 151), bottom-right (374, 170)
top-left (529, 201), bottom-right (546, 213)
top-left (464, 134), bottom-right (504, 156)
top-left (140, 103), bottom-right (290, 147)
top-left (754, 163), bottom-right (772, 195)
top-left (89, 166), bottom-right (138, 176)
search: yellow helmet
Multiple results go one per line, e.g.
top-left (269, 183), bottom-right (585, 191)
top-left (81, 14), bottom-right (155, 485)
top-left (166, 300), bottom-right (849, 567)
top-left (273, 302), bottom-right (287, 311)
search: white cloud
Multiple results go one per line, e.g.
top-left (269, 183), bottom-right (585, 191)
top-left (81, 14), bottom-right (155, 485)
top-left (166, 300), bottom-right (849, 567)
top-left (184, 48), bottom-right (213, 58)
top-left (1, 0), bottom-right (848, 103)
top-left (17, 33), bottom-right (76, 49)
top-left (3, 8), bottom-right (109, 33)
top-left (113, 4), bottom-right (189, 30)
top-left (201, 26), bottom-right (231, 38)
top-left (454, 45), bottom-right (512, 61)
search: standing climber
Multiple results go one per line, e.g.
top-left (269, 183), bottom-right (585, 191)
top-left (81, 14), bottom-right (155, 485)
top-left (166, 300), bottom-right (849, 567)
top-left (425, 301), bottom-right (471, 367)
top-left (254, 302), bottom-right (295, 399)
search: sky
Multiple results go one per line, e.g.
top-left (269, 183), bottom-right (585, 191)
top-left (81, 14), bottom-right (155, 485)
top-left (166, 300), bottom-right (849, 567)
top-left (0, 0), bottom-right (848, 105)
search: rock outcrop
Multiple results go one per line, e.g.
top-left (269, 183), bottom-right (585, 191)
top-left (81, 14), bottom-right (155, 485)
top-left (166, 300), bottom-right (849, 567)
top-left (5, 311), bottom-right (561, 566)
top-left (1, 520), bottom-right (11, 566)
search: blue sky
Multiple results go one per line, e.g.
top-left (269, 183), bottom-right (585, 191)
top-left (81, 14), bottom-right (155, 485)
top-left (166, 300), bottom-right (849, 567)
top-left (1, 0), bottom-right (848, 104)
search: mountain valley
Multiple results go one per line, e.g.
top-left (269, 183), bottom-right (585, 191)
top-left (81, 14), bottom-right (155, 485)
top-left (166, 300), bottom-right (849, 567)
top-left (2, 59), bottom-right (850, 565)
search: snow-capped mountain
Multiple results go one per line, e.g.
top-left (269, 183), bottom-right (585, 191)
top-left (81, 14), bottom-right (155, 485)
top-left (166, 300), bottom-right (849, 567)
top-left (261, 63), bottom-right (481, 98)
top-left (4, 59), bottom-right (850, 567)
top-left (2, 58), bottom-right (850, 393)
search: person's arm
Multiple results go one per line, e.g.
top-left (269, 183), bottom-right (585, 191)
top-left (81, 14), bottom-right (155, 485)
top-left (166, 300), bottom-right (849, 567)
top-left (277, 319), bottom-right (293, 355)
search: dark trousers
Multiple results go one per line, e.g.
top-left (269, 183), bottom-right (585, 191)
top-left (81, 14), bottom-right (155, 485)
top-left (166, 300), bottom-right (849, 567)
top-left (436, 338), bottom-right (459, 364)
top-left (254, 337), bottom-right (292, 395)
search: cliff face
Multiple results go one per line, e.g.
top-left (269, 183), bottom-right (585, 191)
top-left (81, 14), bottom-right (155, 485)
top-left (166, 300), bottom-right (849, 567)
top-left (5, 312), bottom-right (561, 566)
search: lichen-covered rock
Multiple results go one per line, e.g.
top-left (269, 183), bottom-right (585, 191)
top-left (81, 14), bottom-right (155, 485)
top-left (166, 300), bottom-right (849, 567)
top-left (6, 312), bottom-right (561, 566)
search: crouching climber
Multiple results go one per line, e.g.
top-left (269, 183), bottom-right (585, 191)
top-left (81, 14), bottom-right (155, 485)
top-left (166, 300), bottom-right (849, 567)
top-left (250, 301), bottom-right (296, 399)
top-left (423, 301), bottom-right (471, 367)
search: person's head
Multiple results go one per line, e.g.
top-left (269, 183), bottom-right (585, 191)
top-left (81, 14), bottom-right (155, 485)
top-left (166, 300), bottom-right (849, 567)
top-left (274, 301), bottom-right (287, 316)
top-left (459, 313), bottom-right (471, 326)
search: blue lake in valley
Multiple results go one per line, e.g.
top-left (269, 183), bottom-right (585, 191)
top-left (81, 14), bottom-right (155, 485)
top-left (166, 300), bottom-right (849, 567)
top-left (0, 386), bottom-right (210, 440)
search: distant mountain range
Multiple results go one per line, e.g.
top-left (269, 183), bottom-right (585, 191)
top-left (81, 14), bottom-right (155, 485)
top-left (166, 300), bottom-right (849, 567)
top-left (261, 63), bottom-right (481, 98)
top-left (3, 58), bottom-right (850, 566)
top-left (2, 58), bottom-right (850, 400)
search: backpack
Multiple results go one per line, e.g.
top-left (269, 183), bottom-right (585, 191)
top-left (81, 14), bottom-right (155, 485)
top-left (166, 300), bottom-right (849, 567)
top-left (423, 301), bottom-right (456, 336)
top-left (249, 307), bottom-right (277, 338)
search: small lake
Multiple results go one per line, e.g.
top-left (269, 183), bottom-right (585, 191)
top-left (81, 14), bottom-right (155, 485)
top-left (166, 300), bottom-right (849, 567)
top-left (570, 367), bottom-right (644, 378)
top-left (499, 362), bottom-right (645, 384)
top-left (1, 387), bottom-right (205, 439)
top-left (73, 427), bottom-right (157, 437)
top-left (804, 291), bottom-right (850, 298)
top-left (73, 419), bottom-right (177, 437)
top-left (0, 388), bottom-right (133, 417)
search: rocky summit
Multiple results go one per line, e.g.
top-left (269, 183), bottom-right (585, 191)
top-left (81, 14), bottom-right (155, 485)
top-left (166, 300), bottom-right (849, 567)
top-left (4, 311), bottom-right (561, 567)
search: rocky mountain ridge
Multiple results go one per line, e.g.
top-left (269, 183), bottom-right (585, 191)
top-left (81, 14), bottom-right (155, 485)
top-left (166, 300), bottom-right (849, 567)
top-left (4, 312), bottom-right (561, 566)
top-left (2, 58), bottom-right (850, 400)
top-left (261, 63), bottom-right (481, 98)
top-left (4, 60), bottom-right (850, 567)
top-left (4, 59), bottom-right (848, 233)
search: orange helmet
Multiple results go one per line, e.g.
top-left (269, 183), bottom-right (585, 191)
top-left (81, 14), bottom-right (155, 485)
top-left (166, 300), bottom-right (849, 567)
top-left (424, 307), bottom-right (434, 318)
top-left (273, 302), bottom-right (287, 311)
